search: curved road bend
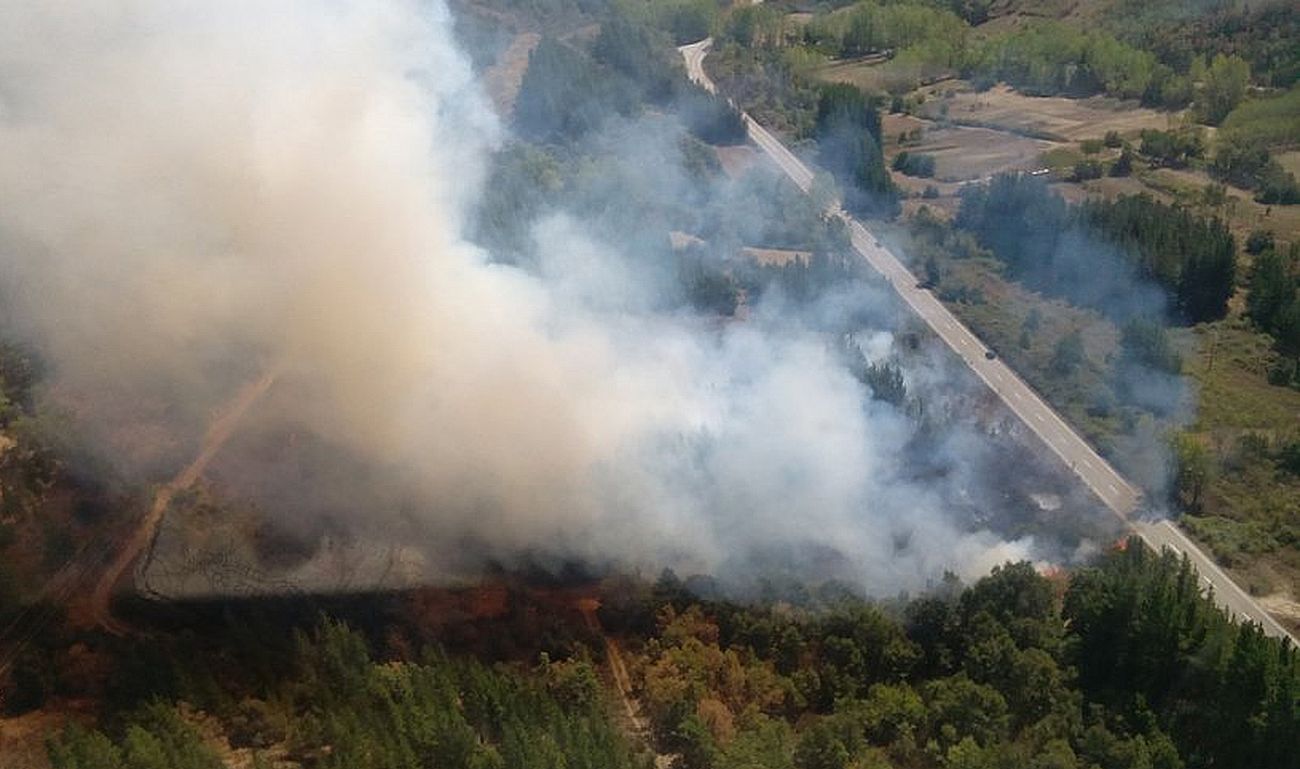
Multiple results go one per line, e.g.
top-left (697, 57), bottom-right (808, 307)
top-left (680, 38), bottom-right (1295, 644)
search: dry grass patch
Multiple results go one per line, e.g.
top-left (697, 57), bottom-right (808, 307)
top-left (714, 145), bottom-right (761, 180)
top-left (917, 83), bottom-right (1176, 142)
top-left (481, 32), bottom-right (540, 117)
top-left (812, 56), bottom-right (936, 94)
top-left (883, 113), bottom-right (1055, 181)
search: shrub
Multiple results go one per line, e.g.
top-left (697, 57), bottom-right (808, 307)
top-left (1245, 230), bottom-right (1275, 255)
top-left (1072, 159), bottom-right (1104, 181)
top-left (892, 151), bottom-right (936, 178)
top-left (1109, 147), bottom-right (1134, 177)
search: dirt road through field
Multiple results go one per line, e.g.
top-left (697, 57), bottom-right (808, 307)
top-left (90, 369), bottom-right (278, 634)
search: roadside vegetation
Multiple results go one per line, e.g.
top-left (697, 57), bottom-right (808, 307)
top-left (675, 0), bottom-right (1300, 621)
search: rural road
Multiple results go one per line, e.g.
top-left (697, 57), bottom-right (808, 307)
top-left (89, 369), bottom-right (278, 634)
top-left (578, 599), bottom-right (675, 769)
top-left (680, 38), bottom-right (1296, 644)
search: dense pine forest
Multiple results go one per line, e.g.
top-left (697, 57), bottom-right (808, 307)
top-left (31, 544), bottom-right (1300, 769)
top-left (954, 174), bottom-right (1237, 324)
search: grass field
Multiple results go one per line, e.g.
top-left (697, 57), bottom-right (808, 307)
top-left (914, 83), bottom-right (1175, 142)
top-left (1177, 320), bottom-right (1300, 623)
top-left (812, 55), bottom-right (942, 94)
top-left (883, 112), bottom-right (1055, 182)
top-left (1279, 150), bottom-right (1300, 178)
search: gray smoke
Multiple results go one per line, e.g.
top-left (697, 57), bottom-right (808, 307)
top-left (0, 0), bottom-right (1041, 594)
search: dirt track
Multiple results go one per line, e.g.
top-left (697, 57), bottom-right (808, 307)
top-left (577, 599), bottom-right (675, 769)
top-left (89, 369), bottom-right (278, 634)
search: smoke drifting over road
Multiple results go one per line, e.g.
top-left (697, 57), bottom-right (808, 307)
top-left (0, 0), bottom-right (1042, 593)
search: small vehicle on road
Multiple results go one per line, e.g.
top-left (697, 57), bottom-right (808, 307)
top-left (984, 350), bottom-right (996, 360)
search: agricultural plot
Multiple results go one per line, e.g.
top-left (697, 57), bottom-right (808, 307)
top-left (916, 83), bottom-right (1175, 141)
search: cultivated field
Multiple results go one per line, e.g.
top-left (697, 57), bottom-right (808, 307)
top-left (813, 56), bottom-right (939, 94)
top-left (883, 113), bottom-right (1055, 182)
top-left (915, 83), bottom-right (1177, 142)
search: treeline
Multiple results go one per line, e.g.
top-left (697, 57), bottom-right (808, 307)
top-left (720, 0), bottom-right (1295, 124)
top-left (48, 616), bottom-right (642, 769)
top-left (804, 2), bottom-right (968, 67)
top-left (1080, 195), bottom-right (1236, 323)
top-left (967, 21), bottom-right (1189, 106)
top-left (34, 549), bottom-right (1300, 769)
top-left (705, 42), bottom-right (821, 138)
top-left (1247, 236), bottom-right (1300, 383)
top-left (514, 10), bottom-right (743, 147)
top-left (955, 174), bottom-right (1236, 324)
top-left (795, 3), bottom-right (1190, 106)
top-left (0, 335), bottom-right (97, 644)
top-left (611, 545), bottom-right (1300, 769)
top-left (814, 83), bottom-right (898, 216)
top-left (1119, 1), bottom-right (1300, 89)
top-left (1211, 85), bottom-right (1300, 204)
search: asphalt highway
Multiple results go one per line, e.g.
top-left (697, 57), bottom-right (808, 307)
top-left (680, 38), bottom-right (1296, 644)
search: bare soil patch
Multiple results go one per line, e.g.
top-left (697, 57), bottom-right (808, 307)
top-left (714, 145), bottom-right (760, 179)
top-left (1259, 592), bottom-right (1300, 634)
top-left (908, 123), bottom-right (1054, 181)
top-left (1277, 150), bottom-right (1300, 178)
top-left (481, 32), bottom-right (540, 117)
top-left (917, 83), bottom-right (1176, 142)
top-left (884, 112), bottom-right (1053, 187)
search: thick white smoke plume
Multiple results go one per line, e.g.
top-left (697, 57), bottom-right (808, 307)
top-left (0, 0), bottom-right (1035, 593)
